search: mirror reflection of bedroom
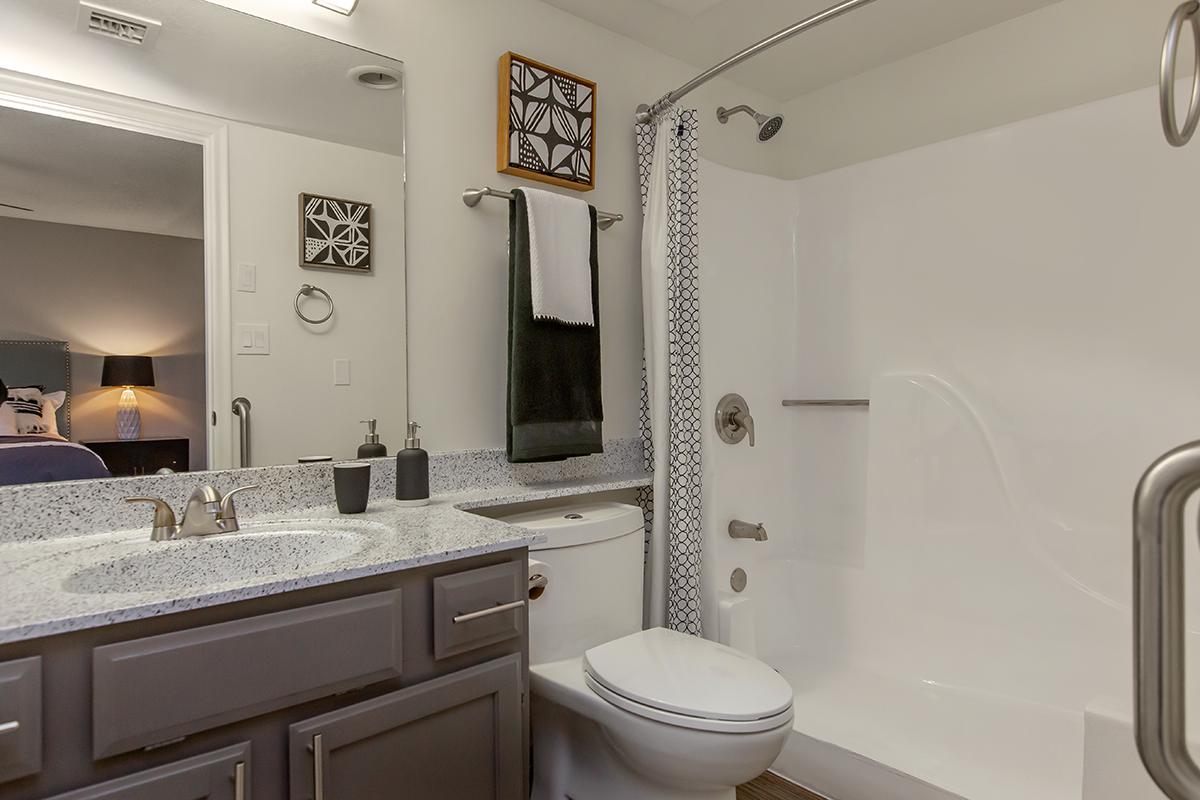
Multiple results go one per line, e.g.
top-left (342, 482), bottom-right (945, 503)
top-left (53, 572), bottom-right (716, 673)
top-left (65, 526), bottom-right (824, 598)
top-left (0, 107), bottom-right (205, 484)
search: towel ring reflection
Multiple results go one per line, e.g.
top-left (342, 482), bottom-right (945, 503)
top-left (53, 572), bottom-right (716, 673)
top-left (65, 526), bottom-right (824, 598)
top-left (295, 284), bottom-right (334, 325)
top-left (1161, 1), bottom-right (1200, 146)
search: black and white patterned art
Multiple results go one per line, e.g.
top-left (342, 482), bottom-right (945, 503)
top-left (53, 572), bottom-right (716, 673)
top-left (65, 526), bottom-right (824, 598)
top-left (500, 53), bottom-right (595, 190)
top-left (636, 109), bottom-right (703, 637)
top-left (299, 193), bottom-right (371, 272)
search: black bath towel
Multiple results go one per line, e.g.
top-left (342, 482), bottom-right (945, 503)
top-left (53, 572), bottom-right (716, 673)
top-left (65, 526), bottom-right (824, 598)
top-left (507, 189), bottom-right (603, 463)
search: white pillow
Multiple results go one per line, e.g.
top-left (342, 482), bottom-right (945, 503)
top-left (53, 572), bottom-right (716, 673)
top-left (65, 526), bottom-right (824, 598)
top-left (40, 390), bottom-right (66, 439)
top-left (0, 388), bottom-right (66, 438)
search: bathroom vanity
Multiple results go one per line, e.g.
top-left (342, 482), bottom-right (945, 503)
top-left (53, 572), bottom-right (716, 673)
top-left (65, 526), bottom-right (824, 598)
top-left (0, 547), bottom-right (529, 800)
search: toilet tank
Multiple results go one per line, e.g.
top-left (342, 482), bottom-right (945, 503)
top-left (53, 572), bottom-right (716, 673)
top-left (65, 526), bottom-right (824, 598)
top-left (498, 501), bottom-right (644, 665)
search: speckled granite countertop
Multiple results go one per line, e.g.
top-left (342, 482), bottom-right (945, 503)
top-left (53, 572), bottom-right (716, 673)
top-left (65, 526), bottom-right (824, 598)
top-left (0, 472), bottom-right (650, 645)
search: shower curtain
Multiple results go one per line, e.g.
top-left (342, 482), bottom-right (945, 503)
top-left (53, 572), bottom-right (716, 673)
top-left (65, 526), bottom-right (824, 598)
top-left (635, 108), bottom-right (703, 636)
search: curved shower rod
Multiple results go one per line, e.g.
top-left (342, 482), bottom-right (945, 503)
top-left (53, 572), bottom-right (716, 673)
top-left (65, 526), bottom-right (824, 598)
top-left (635, 0), bottom-right (881, 124)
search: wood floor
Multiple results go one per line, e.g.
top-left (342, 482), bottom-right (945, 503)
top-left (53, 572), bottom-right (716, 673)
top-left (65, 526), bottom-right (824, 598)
top-left (737, 771), bottom-right (829, 800)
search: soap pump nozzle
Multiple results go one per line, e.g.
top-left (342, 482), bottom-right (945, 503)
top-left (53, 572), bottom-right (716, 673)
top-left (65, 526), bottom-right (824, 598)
top-left (360, 419), bottom-right (380, 444)
top-left (405, 421), bottom-right (421, 449)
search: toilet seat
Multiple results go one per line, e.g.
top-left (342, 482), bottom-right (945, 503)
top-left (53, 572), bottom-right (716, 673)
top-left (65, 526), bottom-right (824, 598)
top-left (582, 627), bottom-right (794, 734)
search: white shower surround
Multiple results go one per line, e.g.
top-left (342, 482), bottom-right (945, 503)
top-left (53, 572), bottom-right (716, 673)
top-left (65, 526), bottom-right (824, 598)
top-left (699, 83), bottom-right (1200, 800)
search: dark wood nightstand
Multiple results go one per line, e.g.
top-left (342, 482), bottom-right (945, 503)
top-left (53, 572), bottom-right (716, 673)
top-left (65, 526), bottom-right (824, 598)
top-left (81, 437), bottom-right (189, 477)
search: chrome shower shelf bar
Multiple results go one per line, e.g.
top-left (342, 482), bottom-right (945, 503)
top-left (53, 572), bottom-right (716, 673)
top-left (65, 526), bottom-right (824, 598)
top-left (462, 187), bottom-right (623, 230)
top-left (782, 399), bottom-right (870, 407)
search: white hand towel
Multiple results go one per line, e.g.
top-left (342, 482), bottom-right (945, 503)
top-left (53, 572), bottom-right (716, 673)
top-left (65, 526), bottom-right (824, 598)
top-left (522, 186), bottom-right (595, 326)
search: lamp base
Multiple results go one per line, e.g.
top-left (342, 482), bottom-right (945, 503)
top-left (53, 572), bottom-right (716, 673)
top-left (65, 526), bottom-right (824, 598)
top-left (116, 388), bottom-right (141, 440)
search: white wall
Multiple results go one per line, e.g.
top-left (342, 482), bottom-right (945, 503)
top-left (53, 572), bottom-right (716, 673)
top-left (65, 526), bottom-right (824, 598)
top-left (0, 217), bottom-right (207, 467)
top-left (202, 0), bottom-right (787, 453)
top-left (228, 122), bottom-right (406, 465)
top-left (780, 0), bottom-right (1187, 178)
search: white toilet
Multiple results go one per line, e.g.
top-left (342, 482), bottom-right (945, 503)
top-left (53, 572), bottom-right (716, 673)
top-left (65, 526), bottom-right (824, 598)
top-left (500, 501), bottom-right (793, 800)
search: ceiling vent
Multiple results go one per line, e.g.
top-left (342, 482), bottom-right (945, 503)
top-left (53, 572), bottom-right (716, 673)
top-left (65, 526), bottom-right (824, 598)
top-left (76, 2), bottom-right (162, 47)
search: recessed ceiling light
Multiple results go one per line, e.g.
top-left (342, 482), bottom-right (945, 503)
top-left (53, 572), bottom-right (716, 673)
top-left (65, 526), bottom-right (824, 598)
top-left (348, 65), bottom-right (402, 90)
top-left (313, 0), bottom-right (358, 15)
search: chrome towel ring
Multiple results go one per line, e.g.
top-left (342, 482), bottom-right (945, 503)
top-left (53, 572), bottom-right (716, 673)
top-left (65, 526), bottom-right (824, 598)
top-left (1161, 1), bottom-right (1200, 147)
top-left (295, 284), bottom-right (334, 325)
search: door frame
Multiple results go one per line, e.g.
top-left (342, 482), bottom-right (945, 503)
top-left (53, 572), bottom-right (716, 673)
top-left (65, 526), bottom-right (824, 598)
top-left (0, 68), bottom-right (234, 469)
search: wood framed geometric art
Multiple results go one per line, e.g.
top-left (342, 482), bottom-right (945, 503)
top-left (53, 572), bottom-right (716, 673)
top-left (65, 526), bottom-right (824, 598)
top-left (298, 192), bottom-right (372, 273)
top-left (497, 52), bottom-right (596, 192)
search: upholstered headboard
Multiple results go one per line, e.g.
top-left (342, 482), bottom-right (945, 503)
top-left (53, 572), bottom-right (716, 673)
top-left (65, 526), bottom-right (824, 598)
top-left (0, 340), bottom-right (71, 438)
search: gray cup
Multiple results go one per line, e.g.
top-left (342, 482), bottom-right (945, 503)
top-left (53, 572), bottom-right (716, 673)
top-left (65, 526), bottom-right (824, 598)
top-left (333, 461), bottom-right (371, 514)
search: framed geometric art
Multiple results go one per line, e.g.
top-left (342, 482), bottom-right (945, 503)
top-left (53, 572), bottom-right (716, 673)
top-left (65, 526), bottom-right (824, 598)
top-left (298, 192), bottom-right (372, 273)
top-left (497, 52), bottom-right (596, 192)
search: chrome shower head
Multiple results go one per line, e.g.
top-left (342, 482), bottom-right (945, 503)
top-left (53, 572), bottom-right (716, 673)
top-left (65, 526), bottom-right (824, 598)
top-left (716, 104), bottom-right (785, 142)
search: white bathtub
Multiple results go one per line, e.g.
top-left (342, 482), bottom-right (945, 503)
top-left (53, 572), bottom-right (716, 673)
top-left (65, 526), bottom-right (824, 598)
top-left (764, 649), bottom-right (1080, 800)
top-left (753, 657), bottom-right (1173, 800)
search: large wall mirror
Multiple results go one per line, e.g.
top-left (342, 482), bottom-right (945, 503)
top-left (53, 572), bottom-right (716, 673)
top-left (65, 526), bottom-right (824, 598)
top-left (0, 0), bottom-right (406, 484)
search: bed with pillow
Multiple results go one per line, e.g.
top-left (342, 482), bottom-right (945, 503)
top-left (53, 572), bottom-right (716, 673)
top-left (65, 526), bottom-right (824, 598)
top-left (0, 340), bottom-right (110, 485)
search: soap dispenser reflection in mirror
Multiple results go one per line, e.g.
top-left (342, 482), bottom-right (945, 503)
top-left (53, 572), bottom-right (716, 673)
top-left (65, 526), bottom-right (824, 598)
top-left (357, 419), bottom-right (387, 458)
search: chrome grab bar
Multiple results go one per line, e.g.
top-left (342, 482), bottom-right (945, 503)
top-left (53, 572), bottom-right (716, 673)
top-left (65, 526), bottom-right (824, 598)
top-left (1134, 440), bottom-right (1200, 800)
top-left (0, 721), bottom-right (19, 735)
top-left (231, 397), bottom-right (251, 468)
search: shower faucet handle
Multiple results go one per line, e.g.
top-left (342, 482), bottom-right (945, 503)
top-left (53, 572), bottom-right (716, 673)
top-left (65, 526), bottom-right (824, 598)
top-left (715, 393), bottom-right (755, 447)
top-left (734, 410), bottom-right (755, 447)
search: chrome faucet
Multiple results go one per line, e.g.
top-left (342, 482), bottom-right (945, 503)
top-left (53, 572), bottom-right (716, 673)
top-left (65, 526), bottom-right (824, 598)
top-left (126, 484), bottom-right (259, 542)
top-left (715, 394), bottom-right (756, 447)
top-left (728, 519), bottom-right (768, 541)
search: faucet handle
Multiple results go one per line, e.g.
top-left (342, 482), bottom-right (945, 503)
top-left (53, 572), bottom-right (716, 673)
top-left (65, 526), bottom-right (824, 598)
top-left (735, 410), bottom-right (755, 447)
top-left (219, 484), bottom-right (260, 520)
top-left (125, 497), bottom-right (179, 541)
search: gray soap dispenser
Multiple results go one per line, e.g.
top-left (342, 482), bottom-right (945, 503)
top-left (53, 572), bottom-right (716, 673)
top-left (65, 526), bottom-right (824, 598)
top-left (357, 419), bottom-right (387, 458)
top-left (395, 421), bottom-right (429, 506)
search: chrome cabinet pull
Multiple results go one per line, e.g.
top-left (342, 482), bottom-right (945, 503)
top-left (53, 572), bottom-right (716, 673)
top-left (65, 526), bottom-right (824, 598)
top-left (233, 761), bottom-right (245, 800)
top-left (312, 733), bottom-right (324, 800)
top-left (1134, 441), bottom-right (1200, 800)
top-left (452, 599), bottom-right (526, 625)
top-left (0, 720), bottom-right (19, 735)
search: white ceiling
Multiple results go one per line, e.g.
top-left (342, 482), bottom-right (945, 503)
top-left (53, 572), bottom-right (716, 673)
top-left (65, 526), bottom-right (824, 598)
top-left (539, 0), bottom-right (1064, 101)
top-left (0, 106), bottom-right (204, 238)
top-left (3, 0), bottom-right (404, 155)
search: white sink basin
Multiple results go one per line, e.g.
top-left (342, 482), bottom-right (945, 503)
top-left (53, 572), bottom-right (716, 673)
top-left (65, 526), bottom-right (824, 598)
top-left (61, 519), bottom-right (384, 595)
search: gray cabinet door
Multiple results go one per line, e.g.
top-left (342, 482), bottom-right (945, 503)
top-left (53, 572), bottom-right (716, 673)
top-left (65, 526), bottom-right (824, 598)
top-left (46, 743), bottom-right (250, 800)
top-left (0, 656), bottom-right (41, 784)
top-left (289, 654), bottom-right (523, 800)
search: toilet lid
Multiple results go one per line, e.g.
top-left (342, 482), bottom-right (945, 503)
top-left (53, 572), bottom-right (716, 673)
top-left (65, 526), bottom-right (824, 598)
top-left (583, 628), bottom-right (793, 723)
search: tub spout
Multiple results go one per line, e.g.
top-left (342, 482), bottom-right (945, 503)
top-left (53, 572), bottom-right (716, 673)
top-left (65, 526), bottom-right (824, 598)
top-left (729, 520), bottom-right (768, 541)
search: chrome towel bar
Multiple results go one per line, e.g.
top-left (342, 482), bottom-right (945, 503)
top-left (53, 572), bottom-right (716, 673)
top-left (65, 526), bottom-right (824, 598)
top-left (782, 399), bottom-right (869, 407)
top-left (462, 186), bottom-right (623, 230)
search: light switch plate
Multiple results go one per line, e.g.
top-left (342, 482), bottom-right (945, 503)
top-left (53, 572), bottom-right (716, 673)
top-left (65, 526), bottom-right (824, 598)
top-left (236, 263), bottom-right (257, 292)
top-left (235, 323), bottom-right (270, 355)
top-left (334, 359), bottom-right (351, 385)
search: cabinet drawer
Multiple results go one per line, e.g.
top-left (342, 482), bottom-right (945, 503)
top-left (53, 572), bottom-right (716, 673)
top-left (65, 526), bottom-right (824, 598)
top-left (47, 743), bottom-right (250, 800)
top-left (288, 654), bottom-right (523, 800)
top-left (93, 590), bottom-right (403, 759)
top-left (0, 656), bottom-right (40, 784)
top-left (433, 561), bottom-right (525, 660)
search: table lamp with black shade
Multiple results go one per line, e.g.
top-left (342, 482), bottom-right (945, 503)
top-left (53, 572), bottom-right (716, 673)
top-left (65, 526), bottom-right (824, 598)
top-left (101, 355), bottom-right (155, 440)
